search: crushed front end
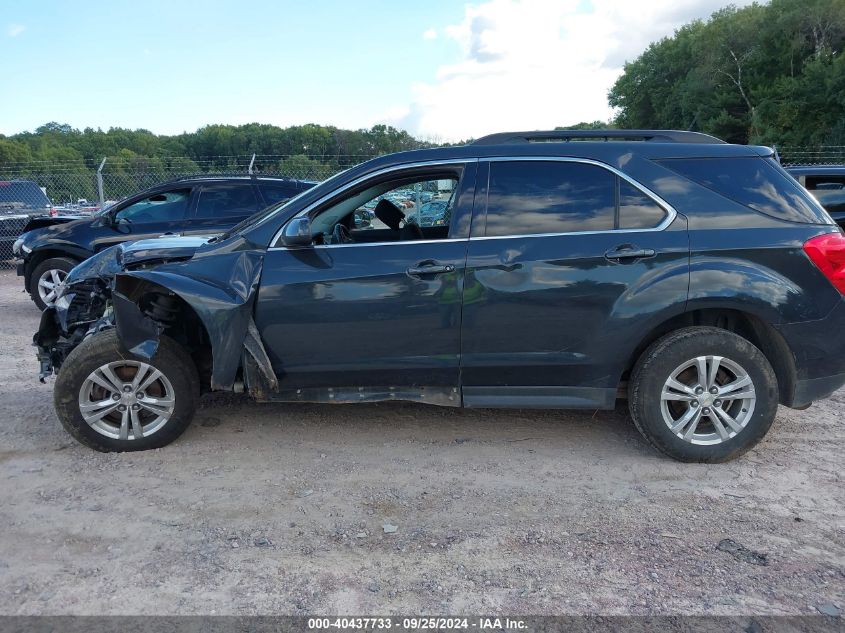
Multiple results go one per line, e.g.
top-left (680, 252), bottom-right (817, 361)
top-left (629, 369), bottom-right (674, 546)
top-left (32, 235), bottom-right (274, 396)
top-left (34, 279), bottom-right (112, 380)
top-left (32, 237), bottom-right (204, 381)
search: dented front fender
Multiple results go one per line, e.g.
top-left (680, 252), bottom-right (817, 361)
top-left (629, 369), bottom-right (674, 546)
top-left (112, 249), bottom-right (267, 391)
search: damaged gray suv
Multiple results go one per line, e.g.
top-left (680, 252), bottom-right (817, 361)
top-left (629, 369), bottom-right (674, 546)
top-left (35, 131), bottom-right (845, 461)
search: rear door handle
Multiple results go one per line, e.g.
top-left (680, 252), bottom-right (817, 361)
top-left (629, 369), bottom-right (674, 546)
top-left (604, 246), bottom-right (656, 261)
top-left (407, 262), bottom-right (456, 276)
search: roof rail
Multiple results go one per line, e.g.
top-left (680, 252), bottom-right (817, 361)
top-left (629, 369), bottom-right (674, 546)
top-left (472, 130), bottom-right (725, 145)
top-left (168, 174), bottom-right (300, 182)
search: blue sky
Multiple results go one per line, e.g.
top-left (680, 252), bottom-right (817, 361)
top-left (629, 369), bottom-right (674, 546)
top-left (0, 0), bottom-right (752, 140)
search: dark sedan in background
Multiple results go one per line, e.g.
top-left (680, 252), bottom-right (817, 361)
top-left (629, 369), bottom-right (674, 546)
top-left (15, 175), bottom-right (315, 308)
top-left (0, 179), bottom-right (54, 264)
top-left (788, 166), bottom-right (845, 227)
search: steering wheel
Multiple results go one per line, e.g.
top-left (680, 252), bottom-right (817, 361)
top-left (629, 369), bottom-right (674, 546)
top-left (330, 223), bottom-right (354, 245)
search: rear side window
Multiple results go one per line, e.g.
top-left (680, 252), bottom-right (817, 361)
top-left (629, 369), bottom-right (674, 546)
top-left (484, 161), bottom-right (667, 236)
top-left (196, 184), bottom-right (261, 218)
top-left (486, 161), bottom-right (615, 236)
top-left (259, 183), bottom-right (301, 205)
top-left (660, 157), bottom-right (830, 224)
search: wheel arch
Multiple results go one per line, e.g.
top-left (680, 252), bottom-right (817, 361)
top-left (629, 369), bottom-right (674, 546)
top-left (110, 249), bottom-right (267, 392)
top-left (625, 307), bottom-right (797, 407)
top-left (25, 249), bottom-right (84, 291)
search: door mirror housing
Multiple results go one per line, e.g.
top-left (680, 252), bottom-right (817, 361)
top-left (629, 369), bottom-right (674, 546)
top-left (282, 216), bottom-right (313, 247)
top-left (101, 208), bottom-right (118, 227)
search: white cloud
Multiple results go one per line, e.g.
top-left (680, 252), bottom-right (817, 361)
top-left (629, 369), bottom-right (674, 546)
top-left (423, 28), bottom-right (438, 40)
top-left (7, 24), bottom-right (25, 37)
top-left (387, 0), bottom-right (755, 141)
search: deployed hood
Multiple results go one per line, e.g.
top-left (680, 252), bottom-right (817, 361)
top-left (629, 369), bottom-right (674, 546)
top-left (64, 235), bottom-right (211, 286)
top-left (119, 235), bottom-right (212, 264)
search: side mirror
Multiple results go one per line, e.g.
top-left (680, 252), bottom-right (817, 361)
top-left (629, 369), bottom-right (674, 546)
top-left (102, 209), bottom-right (117, 226)
top-left (282, 216), bottom-right (313, 247)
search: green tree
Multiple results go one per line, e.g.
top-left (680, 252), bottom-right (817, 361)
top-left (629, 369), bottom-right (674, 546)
top-left (608, 0), bottom-right (845, 145)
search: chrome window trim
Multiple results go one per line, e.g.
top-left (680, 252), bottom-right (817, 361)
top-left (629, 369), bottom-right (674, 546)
top-left (269, 158), bottom-right (476, 248)
top-left (481, 156), bottom-right (678, 236)
top-left (268, 237), bottom-right (468, 251)
top-left (267, 155), bottom-right (679, 251)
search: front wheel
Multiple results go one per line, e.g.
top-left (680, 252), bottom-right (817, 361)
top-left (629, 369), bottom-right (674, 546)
top-left (30, 256), bottom-right (77, 310)
top-left (628, 327), bottom-right (779, 463)
top-left (53, 330), bottom-right (200, 452)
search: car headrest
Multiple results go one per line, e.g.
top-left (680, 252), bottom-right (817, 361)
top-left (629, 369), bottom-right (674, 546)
top-left (374, 199), bottom-right (405, 230)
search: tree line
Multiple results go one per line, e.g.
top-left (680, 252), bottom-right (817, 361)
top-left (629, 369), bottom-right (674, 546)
top-left (0, 123), bottom-right (435, 202)
top-left (608, 0), bottom-right (845, 146)
top-left (0, 122), bottom-right (432, 173)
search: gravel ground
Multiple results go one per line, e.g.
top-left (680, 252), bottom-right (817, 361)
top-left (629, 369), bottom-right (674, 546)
top-left (0, 268), bottom-right (842, 616)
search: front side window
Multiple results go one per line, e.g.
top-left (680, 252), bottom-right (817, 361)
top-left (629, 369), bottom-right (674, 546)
top-left (114, 189), bottom-right (190, 223)
top-left (307, 174), bottom-right (459, 245)
top-left (196, 184), bottom-right (261, 218)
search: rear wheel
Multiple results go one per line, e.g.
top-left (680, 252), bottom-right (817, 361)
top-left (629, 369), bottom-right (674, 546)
top-left (628, 327), bottom-right (779, 462)
top-left (54, 330), bottom-right (199, 452)
top-left (30, 256), bottom-right (77, 310)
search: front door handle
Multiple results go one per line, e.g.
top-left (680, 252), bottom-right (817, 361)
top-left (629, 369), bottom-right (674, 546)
top-left (159, 232), bottom-right (182, 237)
top-left (604, 245), bottom-right (656, 261)
top-left (407, 262), bottom-right (456, 276)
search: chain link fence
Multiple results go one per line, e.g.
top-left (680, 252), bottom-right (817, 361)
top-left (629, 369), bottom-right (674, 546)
top-left (776, 146), bottom-right (845, 166)
top-left (2, 147), bottom-right (844, 267)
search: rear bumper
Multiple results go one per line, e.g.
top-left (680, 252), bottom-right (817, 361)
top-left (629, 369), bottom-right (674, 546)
top-left (775, 299), bottom-right (845, 407)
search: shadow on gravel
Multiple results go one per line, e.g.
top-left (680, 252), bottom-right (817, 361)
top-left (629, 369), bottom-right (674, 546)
top-left (190, 391), bottom-right (647, 454)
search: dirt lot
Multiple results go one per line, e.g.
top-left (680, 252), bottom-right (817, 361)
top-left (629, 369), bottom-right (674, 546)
top-left (0, 269), bottom-right (842, 616)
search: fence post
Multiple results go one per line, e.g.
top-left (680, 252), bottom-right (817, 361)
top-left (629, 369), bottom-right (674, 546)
top-left (248, 153), bottom-right (256, 176)
top-left (96, 157), bottom-right (107, 206)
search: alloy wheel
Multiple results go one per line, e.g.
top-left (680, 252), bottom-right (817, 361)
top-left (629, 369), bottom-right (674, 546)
top-left (78, 361), bottom-right (176, 440)
top-left (660, 355), bottom-right (756, 445)
top-left (37, 268), bottom-right (68, 306)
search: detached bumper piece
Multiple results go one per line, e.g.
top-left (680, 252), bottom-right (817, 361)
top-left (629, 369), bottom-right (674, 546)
top-left (33, 307), bottom-right (63, 382)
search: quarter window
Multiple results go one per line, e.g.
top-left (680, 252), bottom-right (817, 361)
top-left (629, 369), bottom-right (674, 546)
top-left (660, 157), bottom-right (830, 224)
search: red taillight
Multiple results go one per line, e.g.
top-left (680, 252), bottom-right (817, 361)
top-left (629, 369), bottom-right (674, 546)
top-left (803, 232), bottom-right (845, 294)
top-left (49, 207), bottom-right (57, 216)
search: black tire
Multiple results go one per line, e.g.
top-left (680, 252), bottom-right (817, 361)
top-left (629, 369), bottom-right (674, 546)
top-left (628, 326), bottom-right (779, 463)
top-left (53, 330), bottom-right (200, 452)
top-left (29, 256), bottom-right (78, 310)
